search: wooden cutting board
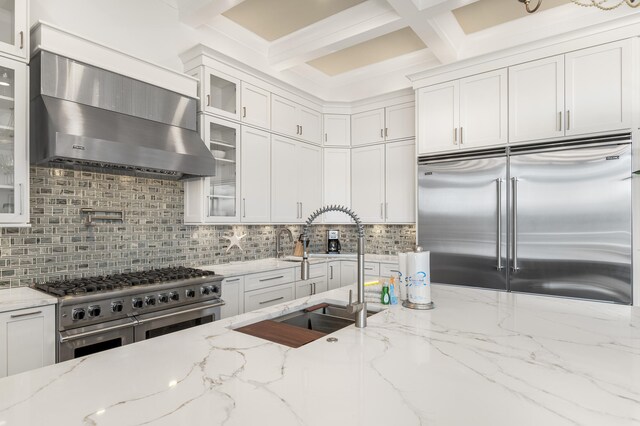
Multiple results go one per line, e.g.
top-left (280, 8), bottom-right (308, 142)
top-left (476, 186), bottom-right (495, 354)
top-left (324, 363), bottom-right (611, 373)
top-left (235, 320), bottom-right (326, 348)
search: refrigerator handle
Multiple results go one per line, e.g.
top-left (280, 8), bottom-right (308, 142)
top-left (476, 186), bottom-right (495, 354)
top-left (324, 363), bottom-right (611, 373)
top-left (511, 177), bottom-right (520, 272)
top-left (496, 178), bottom-right (503, 271)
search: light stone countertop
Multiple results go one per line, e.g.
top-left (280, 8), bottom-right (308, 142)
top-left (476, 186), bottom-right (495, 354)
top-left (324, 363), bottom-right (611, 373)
top-left (0, 287), bottom-right (58, 313)
top-left (0, 284), bottom-right (639, 425)
top-left (201, 254), bottom-right (398, 278)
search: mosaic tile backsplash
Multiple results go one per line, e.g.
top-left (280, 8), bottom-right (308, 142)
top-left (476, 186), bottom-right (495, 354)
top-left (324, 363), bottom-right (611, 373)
top-left (0, 167), bottom-right (416, 287)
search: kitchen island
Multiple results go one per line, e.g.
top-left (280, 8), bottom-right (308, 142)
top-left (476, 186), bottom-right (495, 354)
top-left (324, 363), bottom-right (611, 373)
top-left (0, 284), bottom-right (638, 425)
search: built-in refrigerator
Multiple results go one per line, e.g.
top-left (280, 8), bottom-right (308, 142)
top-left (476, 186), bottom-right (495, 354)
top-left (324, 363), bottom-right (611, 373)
top-left (417, 135), bottom-right (632, 304)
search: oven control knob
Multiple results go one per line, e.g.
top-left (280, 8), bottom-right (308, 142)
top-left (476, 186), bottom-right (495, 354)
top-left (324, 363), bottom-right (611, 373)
top-left (111, 301), bottom-right (124, 313)
top-left (88, 305), bottom-right (101, 317)
top-left (71, 308), bottom-right (86, 321)
top-left (132, 298), bottom-right (144, 309)
top-left (185, 289), bottom-right (196, 298)
top-left (212, 285), bottom-right (220, 294)
top-left (169, 291), bottom-right (179, 302)
top-left (200, 286), bottom-right (210, 295)
top-left (158, 293), bottom-right (169, 304)
top-left (145, 296), bottom-right (156, 307)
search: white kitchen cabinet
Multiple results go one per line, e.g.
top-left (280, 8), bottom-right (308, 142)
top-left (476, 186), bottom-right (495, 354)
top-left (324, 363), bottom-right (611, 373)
top-left (417, 69), bottom-right (507, 154)
top-left (184, 115), bottom-right (240, 224)
top-left (241, 127), bottom-right (271, 222)
top-left (0, 0), bottom-right (28, 61)
top-left (220, 276), bottom-right (244, 319)
top-left (198, 67), bottom-right (240, 120)
top-left (385, 141), bottom-right (415, 223)
top-left (459, 69), bottom-right (508, 149)
top-left (565, 40), bottom-right (632, 137)
top-left (323, 114), bottom-right (350, 147)
top-left (509, 55), bottom-right (565, 143)
top-left (295, 277), bottom-right (328, 298)
top-left (340, 261), bottom-right (357, 287)
top-left (323, 148), bottom-right (351, 224)
top-left (271, 94), bottom-right (322, 144)
top-left (327, 261), bottom-right (341, 290)
top-left (244, 283), bottom-right (295, 312)
top-left (0, 305), bottom-right (55, 378)
top-left (351, 144), bottom-right (385, 223)
top-left (271, 136), bottom-right (321, 223)
top-left (241, 82), bottom-right (270, 129)
top-left (384, 103), bottom-right (415, 142)
top-left (352, 109), bottom-right (385, 146)
top-left (0, 56), bottom-right (28, 225)
top-left (417, 81), bottom-right (459, 154)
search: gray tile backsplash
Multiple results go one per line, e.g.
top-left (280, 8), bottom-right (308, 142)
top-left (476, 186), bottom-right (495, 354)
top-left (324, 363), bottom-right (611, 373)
top-left (0, 167), bottom-right (416, 287)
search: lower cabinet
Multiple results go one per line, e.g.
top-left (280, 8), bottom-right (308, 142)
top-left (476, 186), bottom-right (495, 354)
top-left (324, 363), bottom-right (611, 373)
top-left (340, 262), bottom-right (357, 287)
top-left (295, 277), bottom-right (328, 298)
top-left (244, 283), bottom-right (295, 312)
top-left (220, 276), bottom-right (244, 319)
top-left (327, 261), bottom-right (341, 290)
top-left (0, 305), bottom-right (55, 378)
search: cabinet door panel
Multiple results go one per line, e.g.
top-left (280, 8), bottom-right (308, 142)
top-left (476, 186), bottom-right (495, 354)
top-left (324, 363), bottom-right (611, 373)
top-left (323, 149), bottom-right (351, 223)
top-left (509, 56), bottom-right (564, 143)
top-left (271, 135), bottom-right (298, 223)
top-left (340, 262), bottom-right (357, 287)
top-left (271, 95), bottom-right (298, 138)
top-left (417, 82), bottom-right (458, 154)
top-left (385, 103), bottom-right (415, 141)
top-left (459, 69), bottom-right (507, 149)
top-left (327, 262), bottom-right (341, 289)
top-left (221, 277), bottom-right (244, 318)
top-left (297, 143), bottom-right (322, 221)
top-left (385, 141), bottom-right (415, 223)
top-left (299, 106), bottom-right (322, 145)
top-left (351, 109), bottom-right (385, 146)
top-left (351, 145), bottom-right (385, 223)
top-left (203, 68), bottom-right (240, 120)
top-left (244, 283), bottom-right (294, 312)
top-left (241, 127), bottom-right (271, 222)
top-left (323, 114), bottom-right (350, 147)
top-left (565, 40), bottom-right (632, 136)
top-left (0, 0), bottom-right (27, 59)
top-left (241, 83), bottom-right (270, 129)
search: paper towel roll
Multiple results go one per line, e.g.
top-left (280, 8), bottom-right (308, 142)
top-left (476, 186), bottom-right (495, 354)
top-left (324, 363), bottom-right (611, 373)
top-left (406, 251), bottom-right (431, 304)
top-left (412, 251), bottom-right (430, 285)
top-left (397, 252), bottom-right (408, 300)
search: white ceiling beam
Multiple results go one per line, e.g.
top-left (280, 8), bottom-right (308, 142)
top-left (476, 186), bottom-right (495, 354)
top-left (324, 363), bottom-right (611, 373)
top-left (267, 1), bottom-right (402, 71)
top-left (176, 0), bottom-right (245, 28)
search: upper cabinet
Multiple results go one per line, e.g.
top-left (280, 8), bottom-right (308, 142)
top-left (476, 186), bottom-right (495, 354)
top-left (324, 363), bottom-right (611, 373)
top-left (417, 69), bottom-right (507, 155)
top-left (0, 56), bottom-right (28, 225)
top-left (323, 114), bottom-right (350, 147)
top-left (509, 40), bottom-right (632, 143)
top-left (323, 148), bottom-right (351, 224)
top-left (352, 103), bottom-right (415, 146)
top-left (200, 68), bottom-right (241, 121)
top-left (0, 0), bottom-right (28, 61)
top-left (271, 94), bottom-right (322, 145)
top-left (241, 127), bottom-right (271, 223)
top-left (241, 82), bottom-right (270, 129)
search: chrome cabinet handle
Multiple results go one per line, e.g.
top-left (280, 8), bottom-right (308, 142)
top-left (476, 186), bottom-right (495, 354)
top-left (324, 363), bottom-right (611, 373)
top-left (259, 275), bottom-right (284, 282)
top-left (325, 133), bottom-right (327, 142)
top-left (380, 129), bottom-right (383, 138)
top-left (460, 127), bottom-right (464, 144)
top-left (511, 177), bottom-right (519, 272)
top-left (566, 110), bottom-right (570, 131)
top-left (11, 310), bottom-right (41, 319)
top-left (380, 203), bottom-right (384, 219)
top-left (296, 125), bottom-right (300, 135)
top-left (453, 128), bottom-right (458, 145)
top-left (385, 202), bottom-right (388, 220)
top-left (242, 198), bottom-right (246, 218)
top-left (259, 296), bottom-right (284, 305)
top-left (225, 278), bottom-right (240, 283)
top-left (206, 94), bottom-right (211, 107)
top-left (558, 111), bottom-right (562, 132)
top-left (19, 183), bottom-right (23, 215)
top-left (19, 31), bottom-right (24, 49)
top-left (242, 106), bottom-right (247, 118)
top-left (300, 125), bottom-right (302, 135)
top-left (496, 178), bottom-right (503, 271)
top-left (329, 265), bottom-right (334, 279)
top-left (384, 128), bottom-right (388, 138)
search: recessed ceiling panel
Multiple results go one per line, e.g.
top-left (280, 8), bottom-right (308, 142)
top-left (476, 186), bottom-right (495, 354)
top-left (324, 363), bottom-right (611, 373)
top-left (222, 0), bottom-right (366, 42)
top-left (307, 27), bottom-right (427, 77)
top-left (453, 0), bottom-right (572, 35)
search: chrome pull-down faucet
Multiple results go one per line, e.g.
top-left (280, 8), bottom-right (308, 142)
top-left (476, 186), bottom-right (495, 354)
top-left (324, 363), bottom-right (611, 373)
top-left (276, 227), bottom-right (293, 259)
top-left (300, 205), bottom-right (367, 328)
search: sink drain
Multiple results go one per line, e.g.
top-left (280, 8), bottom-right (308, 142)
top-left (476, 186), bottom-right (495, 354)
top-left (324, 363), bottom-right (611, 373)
top-left (326, 337), bottom-right (338, 343)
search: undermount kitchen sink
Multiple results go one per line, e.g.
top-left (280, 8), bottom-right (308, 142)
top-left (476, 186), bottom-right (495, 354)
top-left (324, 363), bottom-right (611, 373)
top-left (234, 303), bottom-right (381, 348)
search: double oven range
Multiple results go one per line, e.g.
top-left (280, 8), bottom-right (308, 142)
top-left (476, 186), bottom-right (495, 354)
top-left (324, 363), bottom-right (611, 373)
top-left (34, 267), bottom-right (224, 362)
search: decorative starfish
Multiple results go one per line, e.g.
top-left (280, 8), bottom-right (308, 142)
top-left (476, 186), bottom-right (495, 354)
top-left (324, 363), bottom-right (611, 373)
top-left (224, 230), bottom-right (246, 253)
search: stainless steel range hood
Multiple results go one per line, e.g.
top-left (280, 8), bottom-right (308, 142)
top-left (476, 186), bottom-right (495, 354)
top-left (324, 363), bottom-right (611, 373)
top-left (30, 51), bottom-right (216, 180)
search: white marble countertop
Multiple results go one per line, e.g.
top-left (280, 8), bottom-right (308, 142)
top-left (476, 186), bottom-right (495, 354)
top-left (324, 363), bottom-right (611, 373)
top-left (201, 254), bottom-right (398, 277)
top-left (0, 287), bottom-right (57, 313)
top-left (0, 284), bottom-right (639, 425)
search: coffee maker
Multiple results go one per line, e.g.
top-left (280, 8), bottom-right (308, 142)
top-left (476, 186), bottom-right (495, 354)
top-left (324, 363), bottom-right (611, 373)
top-left (327, 230), bottom-right (341, 254)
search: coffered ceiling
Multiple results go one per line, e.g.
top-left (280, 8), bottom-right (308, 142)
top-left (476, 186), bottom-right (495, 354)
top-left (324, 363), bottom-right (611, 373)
top-left (176, 0), bottom-right (640, 102)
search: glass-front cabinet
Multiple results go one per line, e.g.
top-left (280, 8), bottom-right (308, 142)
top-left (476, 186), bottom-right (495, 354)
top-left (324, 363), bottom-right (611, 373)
top-left (190, 66), bottom-right (241, 120)
top-left (0, 0), bottom-right (28, 60)
top-left (184, 115), bottom-right (240, 223)
top-left (0, 55), bottom-right (28, 224)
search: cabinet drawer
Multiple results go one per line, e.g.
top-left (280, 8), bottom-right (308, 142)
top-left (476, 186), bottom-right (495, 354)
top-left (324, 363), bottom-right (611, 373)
top-left (380, 263), bottom-right (398, 278)
top-left (363, 262), bottom-right (379, 276)
top-left (295, 263), bottom-right (326, 280)
top-left (245, 283), bottom-right (295, 312)
top-left (295, 276), bottom-right (329, 298)
top-left (245, 269), bottom-right (295, 292)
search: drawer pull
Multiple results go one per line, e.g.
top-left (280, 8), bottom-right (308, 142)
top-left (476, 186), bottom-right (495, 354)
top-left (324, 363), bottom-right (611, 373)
top-left (11, 310), bottom-right (42, 319)
top-left (259, 275), bottom-right (284, 282)
top-left (259, 296), bottom-right (284, 305)
top-left (364, 267), bottom-right (374, 271)
top-left (226, 278), bottom-right (240, 283)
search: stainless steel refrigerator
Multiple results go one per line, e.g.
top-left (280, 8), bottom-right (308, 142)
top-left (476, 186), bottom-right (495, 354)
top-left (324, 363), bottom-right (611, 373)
top-left (417, 135), bottom-right (632, 304)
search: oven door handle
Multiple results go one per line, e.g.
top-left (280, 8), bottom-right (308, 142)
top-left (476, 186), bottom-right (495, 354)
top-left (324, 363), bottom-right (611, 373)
top-left (135, 301), bottom-right (225, 325)
top-left (59, 320), bottom-right (137, 343)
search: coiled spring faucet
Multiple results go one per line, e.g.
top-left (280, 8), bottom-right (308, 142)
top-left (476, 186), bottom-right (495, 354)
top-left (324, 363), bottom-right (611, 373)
top-left (300, 205), bottom-right (367, 328)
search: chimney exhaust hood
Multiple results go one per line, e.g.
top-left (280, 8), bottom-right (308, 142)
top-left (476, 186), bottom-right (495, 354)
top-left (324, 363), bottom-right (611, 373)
top-left (30, 51), bottom-right (216, 180)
